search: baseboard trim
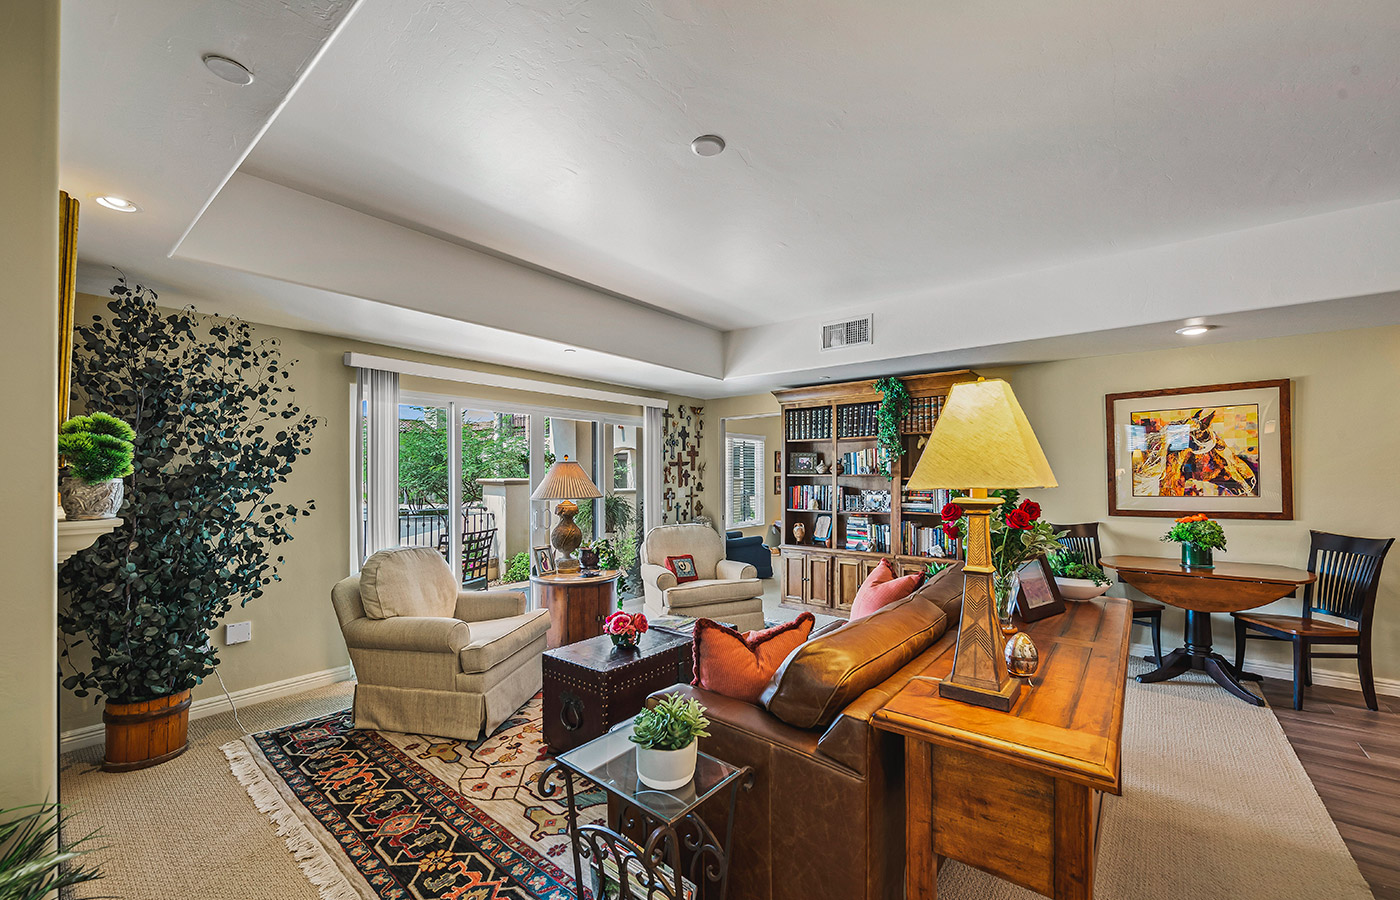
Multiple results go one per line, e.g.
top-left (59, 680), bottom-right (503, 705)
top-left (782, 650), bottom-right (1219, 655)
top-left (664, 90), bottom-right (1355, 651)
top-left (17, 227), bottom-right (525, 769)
top-left (59, 665), bottom-right (354, 754)
top-left (1127, 640), bottom-right (1400, 699)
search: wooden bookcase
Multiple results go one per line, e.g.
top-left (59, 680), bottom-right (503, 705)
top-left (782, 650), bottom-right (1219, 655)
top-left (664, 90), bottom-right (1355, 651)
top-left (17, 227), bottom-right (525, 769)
top-left (773, 370), bottom-right (977, 617)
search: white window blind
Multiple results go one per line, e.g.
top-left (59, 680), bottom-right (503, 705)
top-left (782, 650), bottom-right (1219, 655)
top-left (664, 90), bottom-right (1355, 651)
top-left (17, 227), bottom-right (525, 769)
top-left (725, 433), bottom-right (765, 529)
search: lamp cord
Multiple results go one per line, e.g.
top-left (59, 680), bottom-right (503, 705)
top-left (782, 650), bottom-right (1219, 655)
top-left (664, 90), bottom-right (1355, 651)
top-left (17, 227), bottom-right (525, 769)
top-left (214, 668), bottom-right (250, 736)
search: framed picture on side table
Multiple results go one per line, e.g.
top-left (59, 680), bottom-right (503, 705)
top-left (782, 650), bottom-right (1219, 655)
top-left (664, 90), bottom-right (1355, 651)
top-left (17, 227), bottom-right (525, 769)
top-left (533, 546), bottom-right (555, 576)
top-left (1014, 556), bottom-right (1066, 623)
top-left (1106, 378), bottom-right (1293, 519)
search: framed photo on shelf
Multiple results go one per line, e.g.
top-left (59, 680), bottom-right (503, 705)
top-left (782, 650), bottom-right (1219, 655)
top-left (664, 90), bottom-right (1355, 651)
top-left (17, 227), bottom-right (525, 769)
top-left (1014, 556), bottom-right (1066, 623)
top-left (789, 451), bottom-right (820, 475)
top-left (533, 546), bottom-right (555, 576)
top-left (1106, 379), bottom-right (1293, 519)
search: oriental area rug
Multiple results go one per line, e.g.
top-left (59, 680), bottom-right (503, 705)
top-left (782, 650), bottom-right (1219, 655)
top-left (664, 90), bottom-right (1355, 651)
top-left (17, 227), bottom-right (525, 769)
top-left (225, 668), bottom-right (1374, 900)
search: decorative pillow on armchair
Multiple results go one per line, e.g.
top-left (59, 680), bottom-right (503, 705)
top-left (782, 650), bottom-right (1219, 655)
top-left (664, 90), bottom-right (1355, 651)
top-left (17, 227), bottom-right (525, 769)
top-left (664, 554), bottom-right (700, 584)
top-left (692, 613), bottom-right (815, 703)
top-left (849, 558), bottom-right (926, 620)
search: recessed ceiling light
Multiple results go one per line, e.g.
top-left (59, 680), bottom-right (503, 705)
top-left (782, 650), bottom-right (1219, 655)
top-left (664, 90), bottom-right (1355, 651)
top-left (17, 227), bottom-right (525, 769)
top-left (1175, 324), bottom-right (1218, 336)
top-left (203, 54), bottom-right (254, 85)
top-left (691, 135), bottom-right (726, 157)
top-left (563, 348), bottom-right (577, 354)
top-left (94, 195), bottom-right (140, 213)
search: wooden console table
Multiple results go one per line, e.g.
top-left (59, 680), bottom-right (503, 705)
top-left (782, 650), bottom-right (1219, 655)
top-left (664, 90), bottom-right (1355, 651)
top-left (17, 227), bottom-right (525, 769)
top-left (873, 597), bottom-right (1132, 900)
top-left (531, 569), bottom-right (621, 649)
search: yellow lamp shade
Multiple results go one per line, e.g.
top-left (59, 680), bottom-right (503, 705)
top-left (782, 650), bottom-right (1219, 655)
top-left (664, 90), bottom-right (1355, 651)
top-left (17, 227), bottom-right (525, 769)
top-left (906, 378), bottom-right (1057, 491)
top-left (530, 456), bottom-right (603, 501)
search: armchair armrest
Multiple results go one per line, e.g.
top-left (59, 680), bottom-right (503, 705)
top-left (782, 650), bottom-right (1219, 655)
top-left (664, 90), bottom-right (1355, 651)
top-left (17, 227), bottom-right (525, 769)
top-left (641, 563), bottom-right (678, 591)
top-left (454, 589), bottom-right (527, 622)
top-left (716, 558), bottom-right (758, 581)
top-left (340, 616), bottom-right (471, 653)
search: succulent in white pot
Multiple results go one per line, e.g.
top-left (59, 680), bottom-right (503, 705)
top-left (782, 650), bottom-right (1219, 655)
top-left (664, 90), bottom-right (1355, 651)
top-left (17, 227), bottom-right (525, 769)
top-left (631, 694), bottom-right (710, 790)
top-left (1048, 549), bottom-right (1113, 602)
top-left (58, 412), bottom-right (135, 519)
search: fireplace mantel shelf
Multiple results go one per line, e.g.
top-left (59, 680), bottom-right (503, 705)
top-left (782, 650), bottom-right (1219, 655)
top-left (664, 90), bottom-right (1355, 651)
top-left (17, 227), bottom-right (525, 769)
top-left (57, 515), bottom-right (124, 565)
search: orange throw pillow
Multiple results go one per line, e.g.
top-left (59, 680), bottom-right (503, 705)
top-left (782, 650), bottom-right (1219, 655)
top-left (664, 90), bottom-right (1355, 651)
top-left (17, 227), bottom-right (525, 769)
top-left (849, 559), bottom-right (926, 620)
top-left (692, 613), bottom-right (816, 703)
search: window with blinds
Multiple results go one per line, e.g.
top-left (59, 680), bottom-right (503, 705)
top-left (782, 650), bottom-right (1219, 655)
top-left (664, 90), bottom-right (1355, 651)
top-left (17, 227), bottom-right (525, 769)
top-left (725, 433), bottom-right (765, 529)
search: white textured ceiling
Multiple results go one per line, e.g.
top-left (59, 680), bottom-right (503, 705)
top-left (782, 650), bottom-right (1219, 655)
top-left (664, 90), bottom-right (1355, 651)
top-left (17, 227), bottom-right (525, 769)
top-left (243, 0), bottom-right (1400, 328)
top-left (60, 0), bottom-right (1400, 397)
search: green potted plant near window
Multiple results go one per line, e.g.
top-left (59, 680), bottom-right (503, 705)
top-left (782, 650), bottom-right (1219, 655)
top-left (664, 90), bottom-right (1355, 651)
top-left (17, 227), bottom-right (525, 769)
top-left (1162, 514), bottom-right (1226, 569)
top-left (631, 694), bottom-right (710, 790)
top-left (1047, 548), bottom-right (1112, 601)
top-left (57, 412), bottom-right (134, 520)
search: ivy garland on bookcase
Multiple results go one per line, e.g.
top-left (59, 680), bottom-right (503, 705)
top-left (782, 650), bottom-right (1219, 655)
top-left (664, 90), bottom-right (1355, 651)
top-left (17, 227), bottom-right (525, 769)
top-left (873, 376), bottom-right (911, 479)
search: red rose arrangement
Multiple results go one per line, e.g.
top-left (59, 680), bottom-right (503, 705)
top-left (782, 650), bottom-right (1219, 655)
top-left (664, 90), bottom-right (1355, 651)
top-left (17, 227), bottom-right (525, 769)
top-left (605, 610), bottom-right (648, 649)
top-left (938, 491), bottom-right (1065, 614)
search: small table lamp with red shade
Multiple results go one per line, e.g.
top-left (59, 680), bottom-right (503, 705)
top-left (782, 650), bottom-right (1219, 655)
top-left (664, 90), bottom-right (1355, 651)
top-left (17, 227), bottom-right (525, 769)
top-left (905, 378), bottom-right (1058, 711)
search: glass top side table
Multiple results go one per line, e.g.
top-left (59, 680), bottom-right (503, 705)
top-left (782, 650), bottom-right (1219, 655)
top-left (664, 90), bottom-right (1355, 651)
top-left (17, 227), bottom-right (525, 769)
top-left (540, 722), bottom-right (753, 899)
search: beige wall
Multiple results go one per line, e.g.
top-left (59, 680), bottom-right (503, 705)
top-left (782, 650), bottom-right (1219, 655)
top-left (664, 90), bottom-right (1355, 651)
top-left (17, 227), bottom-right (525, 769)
top-left (714, 324), bottom-right (1400, 688)
top-left (0, 2), bottom-right (60, 809)
top-left (707, 395), bottom-right (784, 540)
top-left (61, 291), bottom-right (701, 733)
top-left (1004, 324), bottom-right (1400, 687)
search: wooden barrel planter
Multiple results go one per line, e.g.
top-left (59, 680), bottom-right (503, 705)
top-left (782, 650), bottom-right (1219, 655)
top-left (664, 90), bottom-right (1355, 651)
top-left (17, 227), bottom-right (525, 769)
top-left (102, 690), bottom-right (192, 772)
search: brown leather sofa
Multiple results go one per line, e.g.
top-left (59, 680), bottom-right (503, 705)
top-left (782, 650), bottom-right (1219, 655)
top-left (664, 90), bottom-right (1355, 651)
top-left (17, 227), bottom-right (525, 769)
top-left (648, 563), bottom-right (964, 900)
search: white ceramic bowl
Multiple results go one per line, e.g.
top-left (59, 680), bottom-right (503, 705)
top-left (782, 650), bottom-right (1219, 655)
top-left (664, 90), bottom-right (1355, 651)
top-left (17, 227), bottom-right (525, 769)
top-left (1055, 577), bottom-right (1111, 602)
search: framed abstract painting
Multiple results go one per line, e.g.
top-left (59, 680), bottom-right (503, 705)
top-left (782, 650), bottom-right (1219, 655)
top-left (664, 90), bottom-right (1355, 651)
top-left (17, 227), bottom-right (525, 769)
top-left (1106, 379), bottom-right (1293, 520)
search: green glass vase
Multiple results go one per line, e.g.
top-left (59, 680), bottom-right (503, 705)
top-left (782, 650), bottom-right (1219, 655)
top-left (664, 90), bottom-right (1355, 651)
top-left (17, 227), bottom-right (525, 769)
top-left (1180, 543), bottom-right (1214, 569)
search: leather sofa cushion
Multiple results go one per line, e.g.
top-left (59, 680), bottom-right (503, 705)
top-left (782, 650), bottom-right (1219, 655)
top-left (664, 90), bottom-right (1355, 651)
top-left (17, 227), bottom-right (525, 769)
top-left (909, 559), bottom-right (965, 623)
top-left (359, 547), bottom-right (458, 619)
top-left (761, 594), bottom-right (948, 730)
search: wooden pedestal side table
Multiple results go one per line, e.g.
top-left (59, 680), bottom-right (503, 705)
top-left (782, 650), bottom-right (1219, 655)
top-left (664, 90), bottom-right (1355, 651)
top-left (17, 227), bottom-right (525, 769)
top-left (531, 569), bottom-right (621, 649)
top-left (873, 598), bottom-right (1132, 900)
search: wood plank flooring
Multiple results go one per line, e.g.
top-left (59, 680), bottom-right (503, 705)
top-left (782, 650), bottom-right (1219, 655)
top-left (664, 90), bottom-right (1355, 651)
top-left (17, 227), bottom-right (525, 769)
top-left (1260, 678), bottom-right (1400, 900)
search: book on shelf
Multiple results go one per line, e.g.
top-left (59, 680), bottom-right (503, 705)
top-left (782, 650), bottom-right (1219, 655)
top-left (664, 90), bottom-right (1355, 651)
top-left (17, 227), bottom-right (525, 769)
top-left (787, 406), bottom-right (831, 441)
top-left (843, 515), bottom-right (890, 553)
top-left (838, 445), bottom-right (889, 476)
top-left (788, 483), bottom-right (832, 511)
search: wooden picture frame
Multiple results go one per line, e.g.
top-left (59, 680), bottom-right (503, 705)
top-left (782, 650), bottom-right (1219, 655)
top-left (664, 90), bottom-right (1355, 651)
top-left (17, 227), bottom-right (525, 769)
top-left (533, 546), bottom-right (555, 576)
top-left (773, 475), bottom-right (781, 495)
top-left (1105, 379), bottom-right (1293, 520)
top-left (789, 451), bottom-right (819, 474)
top-left (1014, 556), bottom-right (1066, 623)
top-left (774, 449), bottom-right (782, 473)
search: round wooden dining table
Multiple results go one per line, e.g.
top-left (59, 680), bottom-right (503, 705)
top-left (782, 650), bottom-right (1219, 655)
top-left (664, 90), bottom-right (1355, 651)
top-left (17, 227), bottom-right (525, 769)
top-left (1100, 555), bottom-right (1316, 705)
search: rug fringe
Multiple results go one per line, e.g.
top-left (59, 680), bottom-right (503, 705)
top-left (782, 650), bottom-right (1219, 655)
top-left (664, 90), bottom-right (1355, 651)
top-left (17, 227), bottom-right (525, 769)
top-left (222, 739), bottom-right (365, 900)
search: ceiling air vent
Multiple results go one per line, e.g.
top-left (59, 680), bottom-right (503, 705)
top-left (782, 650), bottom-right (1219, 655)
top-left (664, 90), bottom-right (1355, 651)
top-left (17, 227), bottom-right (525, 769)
top-left (821, 315), bottom-right (873, 351)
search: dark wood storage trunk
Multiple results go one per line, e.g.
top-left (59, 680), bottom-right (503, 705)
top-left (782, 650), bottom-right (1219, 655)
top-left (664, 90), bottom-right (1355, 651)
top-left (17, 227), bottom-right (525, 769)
top-left (542, 629), bottom-right (694, 754)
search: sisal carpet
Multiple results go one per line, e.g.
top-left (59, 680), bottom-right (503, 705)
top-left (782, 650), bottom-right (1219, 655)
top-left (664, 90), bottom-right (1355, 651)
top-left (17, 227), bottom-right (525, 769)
top-left (59, 660), bottom-right (1373, 900)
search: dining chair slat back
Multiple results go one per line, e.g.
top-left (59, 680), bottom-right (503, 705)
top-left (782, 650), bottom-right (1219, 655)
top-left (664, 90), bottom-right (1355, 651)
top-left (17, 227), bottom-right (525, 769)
top-left (1305, 531), bottom-right (1393, 624)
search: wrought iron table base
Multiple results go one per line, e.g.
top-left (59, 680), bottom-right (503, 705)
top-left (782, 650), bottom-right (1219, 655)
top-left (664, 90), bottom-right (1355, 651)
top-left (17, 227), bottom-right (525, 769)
top-left (1136, 609), bottom-right (1264, 706)
top-left (539, 762), bottom-right (753, 900)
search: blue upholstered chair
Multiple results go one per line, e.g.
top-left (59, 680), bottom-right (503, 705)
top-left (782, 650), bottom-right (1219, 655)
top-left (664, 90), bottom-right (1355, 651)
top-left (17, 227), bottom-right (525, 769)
top-left (725, 529), bottom-right (774, 579)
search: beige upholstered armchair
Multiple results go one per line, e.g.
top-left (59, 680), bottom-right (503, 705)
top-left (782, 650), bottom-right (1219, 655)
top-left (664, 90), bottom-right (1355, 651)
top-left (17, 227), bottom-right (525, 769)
top-left (331, 547), bottom-right (551, 740)
top-left (640, 523), bottom-right (766, 631)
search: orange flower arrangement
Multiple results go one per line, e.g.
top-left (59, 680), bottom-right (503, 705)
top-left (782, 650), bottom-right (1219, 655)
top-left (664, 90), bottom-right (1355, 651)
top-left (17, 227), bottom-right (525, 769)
top-left (1163, 514), bottom-right (1226, 550)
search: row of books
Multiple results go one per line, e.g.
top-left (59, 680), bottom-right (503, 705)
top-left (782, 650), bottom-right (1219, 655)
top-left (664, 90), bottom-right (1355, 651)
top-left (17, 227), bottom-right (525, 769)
top-left (899, 395), bottom-right (944, 434)
top-left (840, 488), bottom-right (891, 512)
top-left (901, 486), bottom-right (959, 514)
top-left (839, 446), bottom-right (889, 476)
top-left (902, 522), bottom-right (960, 558)
top-left (786, 407), bottom-right (831, 441)
top-left (789, 484), bottom-right (833, 511)
top-left (836, 402), bottom-right (879, 438)
top-left (843, 515), bottom-right (891, 553)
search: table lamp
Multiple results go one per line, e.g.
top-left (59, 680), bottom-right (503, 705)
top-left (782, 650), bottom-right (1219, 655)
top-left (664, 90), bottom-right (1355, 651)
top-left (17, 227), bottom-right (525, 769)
top-left (530, 455), bottom-right (603, 574)
top-left (906, 378), bottom-right (1057, 711)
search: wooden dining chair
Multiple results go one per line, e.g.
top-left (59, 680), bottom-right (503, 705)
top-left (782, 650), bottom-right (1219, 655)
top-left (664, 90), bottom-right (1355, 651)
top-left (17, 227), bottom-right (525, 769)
top-left (1050, 522), bottom-right (1164, 664)
top-left (1233, 530), bottom-right (1394, 711)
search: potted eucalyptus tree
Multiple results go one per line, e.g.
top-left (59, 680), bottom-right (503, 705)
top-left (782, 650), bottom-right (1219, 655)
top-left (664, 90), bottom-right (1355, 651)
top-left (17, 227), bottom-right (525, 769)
top-left (59, 278), bottom-right (318, 770)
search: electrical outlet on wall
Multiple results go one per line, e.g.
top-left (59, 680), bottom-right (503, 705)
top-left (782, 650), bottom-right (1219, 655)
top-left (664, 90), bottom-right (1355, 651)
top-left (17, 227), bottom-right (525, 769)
top-left (225, 621), bottom-right (252, 645)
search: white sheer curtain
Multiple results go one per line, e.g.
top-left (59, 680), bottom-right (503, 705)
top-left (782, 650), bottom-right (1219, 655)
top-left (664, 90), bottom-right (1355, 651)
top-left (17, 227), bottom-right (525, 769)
top-left (643, 405), bottom-right (664, 534)
top-left (361, 367), bottom-right (400, 559)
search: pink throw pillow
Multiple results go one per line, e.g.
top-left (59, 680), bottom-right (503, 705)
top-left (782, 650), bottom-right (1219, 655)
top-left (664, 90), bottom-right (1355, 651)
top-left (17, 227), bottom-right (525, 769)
top-left (850, 559), bottom-right (926, 620)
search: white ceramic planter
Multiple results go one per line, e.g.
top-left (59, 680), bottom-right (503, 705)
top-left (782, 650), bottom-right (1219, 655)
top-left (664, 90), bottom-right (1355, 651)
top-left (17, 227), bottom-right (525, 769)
top-left (1055, 577), bottom-right (1111, 602)
top-left (636, 740), bottom-right (698, 790)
